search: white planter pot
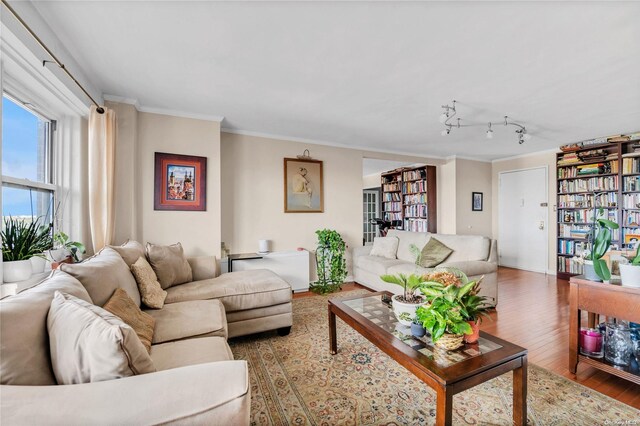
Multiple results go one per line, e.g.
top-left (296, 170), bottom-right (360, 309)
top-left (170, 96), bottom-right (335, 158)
top-left (3, 260), bottom-right (33, 283)
top-left (391, 295), bottom-right (424, 326)
top-left (30, 256), bottom-right (47, 274)
top-left (583, 260), bottom-right (602, 282)
top-left (619, 264), bottom-right (640, 288)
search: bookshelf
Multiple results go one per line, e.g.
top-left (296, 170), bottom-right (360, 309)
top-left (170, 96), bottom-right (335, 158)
top-left (381, 165), bottom-right (437, 233)
top-left (556, 138), bottom-right (640, 279)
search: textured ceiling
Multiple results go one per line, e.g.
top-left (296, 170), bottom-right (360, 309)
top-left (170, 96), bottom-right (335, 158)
top-left (31, 1), bottom-right (640, 160)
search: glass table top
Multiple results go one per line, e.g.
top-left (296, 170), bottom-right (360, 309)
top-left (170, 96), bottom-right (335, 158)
top-left (342, 294), bottom-right (502, 368)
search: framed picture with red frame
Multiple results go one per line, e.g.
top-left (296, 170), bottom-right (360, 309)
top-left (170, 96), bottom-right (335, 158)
top-left (154, 152), bottom-right (207, 211)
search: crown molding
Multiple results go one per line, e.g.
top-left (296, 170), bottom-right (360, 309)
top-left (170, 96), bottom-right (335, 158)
top-left (102, 94), bottom-right (224, 123)
top-left (221, 128), bottom-right (448, 164)
top-left (491, 147), bottom-right (559, 163)
top-left (444, 155), bottom-right (492, 164)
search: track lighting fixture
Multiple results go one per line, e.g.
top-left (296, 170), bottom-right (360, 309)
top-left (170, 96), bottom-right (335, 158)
top-left (438, 101), bottom-right (533, 144)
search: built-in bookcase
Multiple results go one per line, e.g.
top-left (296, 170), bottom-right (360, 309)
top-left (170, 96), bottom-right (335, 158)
top-left (381, 165), bottom-right (437, 233)
top-left (556, 139), bottom-right (640, 279)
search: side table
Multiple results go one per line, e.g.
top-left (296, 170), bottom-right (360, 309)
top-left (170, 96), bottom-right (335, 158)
top-left (227, 253), bottom-right (263, 273)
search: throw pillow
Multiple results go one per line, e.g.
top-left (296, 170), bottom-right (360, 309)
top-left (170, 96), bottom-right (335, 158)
top-left (60, 247), bottom-right (142, 307)
top-left (369, 236), bottom-right (399, 259)
top-left (130, 256), bottom-right (167, 309)
top-left (146, 242), bottom-right (193, 289)
top-left (419, 237), bottom-right (454, 268)
top-left (47, 291), bottom-right (156, 385)
top-left (108, 240), bottom-right (146, 267)
top-left (103, 288), bottom-right (156, 353)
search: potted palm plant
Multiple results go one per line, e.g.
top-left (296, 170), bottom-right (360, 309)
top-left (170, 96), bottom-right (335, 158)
top-left (1, 216), bottom-right (52, 282)
top-left (380, 274), bottom-right (425, 326)
top-left (619, 246), bottom-right (640, 288)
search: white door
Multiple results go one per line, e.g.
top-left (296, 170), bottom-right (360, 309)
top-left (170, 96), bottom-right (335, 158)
top-left (498, 167), bottom-right (548, 273)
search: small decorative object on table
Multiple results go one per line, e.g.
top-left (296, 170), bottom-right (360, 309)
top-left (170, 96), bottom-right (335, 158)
top-left (410, 317), bottom-right (427, 338)
top-left (579, 328), bottom-right (604, 358)
top-left (310, 229), bottom-right (346, 294)
top-left (604, 320), bottom-right (633, 367)
top-left (619, 245), bottom-right (640, 287)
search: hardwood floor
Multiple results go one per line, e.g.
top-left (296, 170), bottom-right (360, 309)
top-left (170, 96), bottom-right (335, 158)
top-left (294, 268), bottom-right (640, 409)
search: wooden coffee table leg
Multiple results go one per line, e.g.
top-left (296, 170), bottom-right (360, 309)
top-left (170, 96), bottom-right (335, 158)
top-left (435, 385), bottom-right (452, 426)
top-left (513, 355), bottom-right (527, 426)
top-left (328, 306), bottom-right (337, 355)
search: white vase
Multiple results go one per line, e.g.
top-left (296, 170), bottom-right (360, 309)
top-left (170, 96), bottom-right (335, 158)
top-left (619, 264), bottom-right (640, 288)
top-left (391, 294), bottom-right (424, 326)
top-left (3, 260), bottom-right (33, 283)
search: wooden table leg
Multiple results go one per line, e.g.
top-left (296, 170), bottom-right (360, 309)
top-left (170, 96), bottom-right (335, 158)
top-left (435, 385), bottom-right (453, 426)
top-left (569, 281), bottom-right (580, 374)
top-left (328, 306), bottom-right (337, 355)
top-left (588, 312), bottom-right (597, 328)
top-left (513, 355), bottom-right (527, 426)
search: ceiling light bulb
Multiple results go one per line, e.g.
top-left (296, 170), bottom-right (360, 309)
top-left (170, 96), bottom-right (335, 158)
top-left (438, 113), bottom-right (448, 123)
top-left (441, 128), bottom-right (450, 136)
top-left (486, 129), bottom-right (493, 139)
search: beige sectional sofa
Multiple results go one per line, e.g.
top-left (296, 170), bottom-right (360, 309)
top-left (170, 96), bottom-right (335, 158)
top-left (0, 243), bottom-right (293, 425)
top-left (353, 230), bottom-right (499, 306)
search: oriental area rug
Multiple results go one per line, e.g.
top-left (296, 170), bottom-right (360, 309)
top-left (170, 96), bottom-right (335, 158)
top-left (229, 290), bottom-right (640, 425)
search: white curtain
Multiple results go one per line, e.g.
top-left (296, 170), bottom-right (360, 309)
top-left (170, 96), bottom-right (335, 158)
top-left (88, 105), bottom-right (116, 252)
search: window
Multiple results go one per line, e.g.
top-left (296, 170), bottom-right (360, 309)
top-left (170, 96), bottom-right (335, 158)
top-left (2, 94), bottom-right (56, 226)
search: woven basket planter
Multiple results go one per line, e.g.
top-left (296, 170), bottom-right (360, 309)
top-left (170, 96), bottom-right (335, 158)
top-left (434, 333), bottom-right (464, 351)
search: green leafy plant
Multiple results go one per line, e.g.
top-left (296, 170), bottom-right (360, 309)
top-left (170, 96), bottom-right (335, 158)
top-left (380, 273), bottom-right (424, 303)
top-left (53, 231), bottom-right (86, 262)
top-left (416, 294), bottom-right (473, 342)
top-left (587, 207), bottom-right (619, 280)
top-left (627, 245), bottom-right (640, 266)
top-left (458, 280), bottom-right (492, 322)
top-left (310, 229), bottom-right (347, 294)
top-left (1, 216), bottom-right (52, 262)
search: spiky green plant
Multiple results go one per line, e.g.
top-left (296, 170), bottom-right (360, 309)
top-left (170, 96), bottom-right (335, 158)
top-left (380, 273), bottom-right (424, 303)
top-left (1, 216), bottom-right (52, 261)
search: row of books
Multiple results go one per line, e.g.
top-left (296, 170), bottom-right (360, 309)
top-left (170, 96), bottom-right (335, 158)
top-left (622, 155), bottom-right (640, 174)
top-left (402, 170), bottom-right (425, 181)
top-left (622, 193), bottom-right (640, 209)
top-left (404, 193), bottom-right (428, 205)
top-left (558, 193), bottom-right (617, 208)
top-left (558, 239), bottom-right (587, 256)
top-left (558, 257), bottom-right (584, 274)
top-left (383, 183), bottom-right (400, 192)
top-left (557, 152), bottom-right (581, 166)
top-left (624, 176), bottom-right (640, 192)
top-left (557, 176), bottom-right (618, 193)
top-left (623, 211), bottom-right (640, 227)
top-left (383, 192), bottom-right (401, 201)
top-left (560, 209), bottom-right (617, 224)
top-left (403, 181), bottom-right (427, 193)
top-left (558, 224), bottom-right (620, 240)
top-left (557, 161), bottom-right (618, 178)
top-left (383, 202), bottom-right (401, 212)
top-left (384, 212), bottom-right (403, 221)
top-left (404, 204), bottom-right (428, 218)
top-left (404, 218), bottom-right (429, 233)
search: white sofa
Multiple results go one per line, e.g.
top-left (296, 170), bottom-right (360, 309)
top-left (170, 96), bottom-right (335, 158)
top-left (353, 230), bottom-right (499, 306)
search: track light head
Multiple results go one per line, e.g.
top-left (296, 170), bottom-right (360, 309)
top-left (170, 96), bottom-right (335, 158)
top-left (441, 128), bottom-right (450, 136)
top-left (486, 123), bottom-right (493, 139)
top-left (438, 113), bottom-right (449, 123)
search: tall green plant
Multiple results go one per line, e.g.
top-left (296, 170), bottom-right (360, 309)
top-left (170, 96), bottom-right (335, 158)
top-left (1, 216), bottom-right (52, 261)
top-left (588, 207), bottom-right (619, 280)
top-left (310, 229), bottom-right (347, 294)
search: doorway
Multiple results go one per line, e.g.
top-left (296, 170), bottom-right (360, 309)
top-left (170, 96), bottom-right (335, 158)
top-left (498, 167), bottom-right (548, 273)
top-left (363, 189), bottom-right (381, 244)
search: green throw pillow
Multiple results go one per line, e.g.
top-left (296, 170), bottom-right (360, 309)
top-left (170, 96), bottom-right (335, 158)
top-left (419, 238), bottom-right (453, 268)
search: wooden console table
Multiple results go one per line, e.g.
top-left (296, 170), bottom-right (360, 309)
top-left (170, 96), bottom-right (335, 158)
top-left (569, 276), bottom-right (640, 384)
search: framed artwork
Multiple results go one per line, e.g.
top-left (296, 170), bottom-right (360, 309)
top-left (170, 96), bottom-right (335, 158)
top-left (472, 192), bottom-right (483, 211)
top-left (154, 152), bottom-right (207, 211)
top-left (284, 158), bottom-right (324, 213)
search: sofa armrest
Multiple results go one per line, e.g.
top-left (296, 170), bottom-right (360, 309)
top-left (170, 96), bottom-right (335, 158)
top-left (487, 240), bottom-right (498, 264)
top-left (1, 361), bottom-right (249, 426)
top-left (352, 245), bottom-right (373, 259)
top-left (188, 256), bottom-right (219, 280)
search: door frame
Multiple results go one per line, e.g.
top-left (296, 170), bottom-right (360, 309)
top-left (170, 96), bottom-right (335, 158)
top-left (498, 166), bottom-right (549, 274)
top-left (363, 187), bottom-right (382, 245)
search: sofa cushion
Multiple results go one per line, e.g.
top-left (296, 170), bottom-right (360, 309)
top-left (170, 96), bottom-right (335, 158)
top-left (164, 269), bottom-right (292, 312)
top-left (429, 234), bottom-right (491, 262)
top-left (60, 247), bottom-right (141, 307)
top-left (419, 237), bottom-right (453, 267)
top-left (439, 260), bottom-right (498, 277)
top-left (356, 255), bottom-right (406, 276)
top-left (103, 288), bottom-right (156, 353)
top-left (131, 256), bottom-right (167, 309)
top-left (0, 271), bottom-right (92, 386)
top-left (108, 240), bottom-right (145, 267)
top-left (145, 299), bottom-right (227, 343)
top-left (47, 291), bottom-right (155, 385)
top-left (386, 263), bottom-right (431, 276)
top-left (150, 336), bottom-right (233, 371)
top-left (146, 242), bottom-right (193, 289)
top-left (386, 230), bottom-right (429, 263)
top-left (369, 236), bottom-right (399, 259)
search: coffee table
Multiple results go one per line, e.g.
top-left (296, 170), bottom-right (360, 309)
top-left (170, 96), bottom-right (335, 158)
top-left (328, 291), bottom-right (528, 426)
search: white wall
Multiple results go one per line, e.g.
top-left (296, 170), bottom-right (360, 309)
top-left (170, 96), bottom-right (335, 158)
top-left (363, 173), bottom-right (381, 189)
top-left (455, 158), bottom-right (493, 237)
top-left (492, 151), bottom-right (557, 273)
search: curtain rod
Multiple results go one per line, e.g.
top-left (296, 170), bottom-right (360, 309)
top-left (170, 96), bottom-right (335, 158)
top-left (1, 0), bottom-right (105, 114)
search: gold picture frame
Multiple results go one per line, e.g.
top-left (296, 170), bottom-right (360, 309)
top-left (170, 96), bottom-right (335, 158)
top-left (284, 158), bottom-right (324, 213)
